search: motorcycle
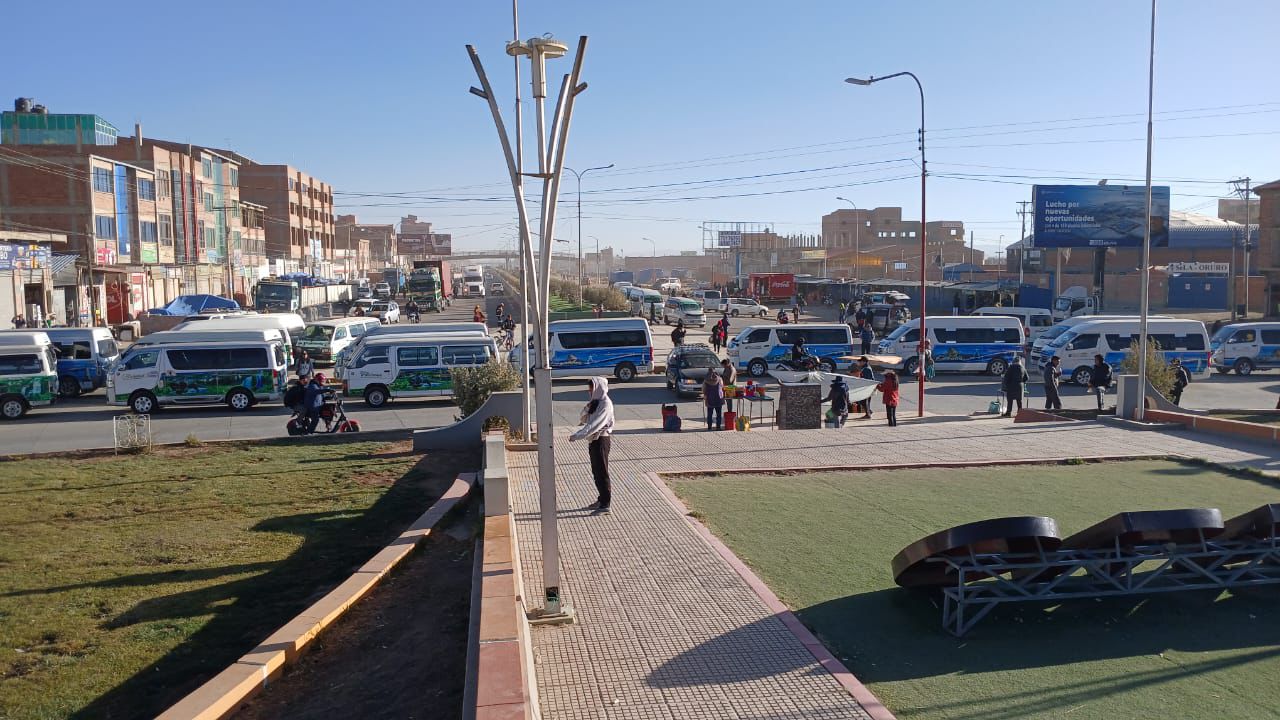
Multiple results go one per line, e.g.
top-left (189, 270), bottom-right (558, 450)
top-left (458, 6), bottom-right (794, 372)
top-left (773, 355), bottom-right (821, 372)
top-left (407, 309), bottom-right (421, 323)
top-left (286, 390), bottom-right (361, 435)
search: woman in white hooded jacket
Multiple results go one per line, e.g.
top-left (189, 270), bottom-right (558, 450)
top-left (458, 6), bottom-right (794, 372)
top-left (570, 376), bottom-right (615, 513)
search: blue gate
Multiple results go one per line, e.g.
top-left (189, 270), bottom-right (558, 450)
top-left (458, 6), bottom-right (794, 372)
top-left (1167, 274), bottom-right (1227, 309)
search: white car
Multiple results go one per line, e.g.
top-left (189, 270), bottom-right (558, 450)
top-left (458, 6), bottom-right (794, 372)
top-left (371, 300), bottom-right (400, 324)
top-left (374, 282), bottom-right (392, 299)
top-left (718, 297), bottom-right (769, 318)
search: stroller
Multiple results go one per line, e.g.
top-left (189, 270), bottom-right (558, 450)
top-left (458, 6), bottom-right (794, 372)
top-left (286, 381), bottom-right (361, 435)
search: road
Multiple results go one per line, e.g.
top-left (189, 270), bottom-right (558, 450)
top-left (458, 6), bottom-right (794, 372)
top-left (3, 277), bottom-right (1276, 455)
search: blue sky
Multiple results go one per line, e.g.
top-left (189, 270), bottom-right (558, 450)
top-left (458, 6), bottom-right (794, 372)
top-left (6, 0), bottom-right (1278, 258)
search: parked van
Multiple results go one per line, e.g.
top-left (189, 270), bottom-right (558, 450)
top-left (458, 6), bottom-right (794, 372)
top-left (107, 338), bottom-right (289, 414)
top-left (174, 313), bottom-right (304, 362)
top-left (509, 318), bottom-right (653, 382)
top-left (39, 327), bottom-right (119, 397)
top-left (295, 317), bottom-right (382, 365)
top-left (335, 322), bottom-right (489, 379)
top-left (0, 332), bottom-right (58, 419)
top-left (1210, 322), bottom-right (1280, 375)
top-left (624, 287), bottom-right (663, 317)
top-left (691, 289), bottom-right (722, 311)
top-left (662, 297), bottom-right (707, 327)
top-left (972, 307), bottom-right (1053, 342)
top-left (1031, 315), bottom-right (1169, 365)
top-left (1038, 318), bottom-right (1210, 386)
top-left (135, 328), bottom-right (287, 350)
top-left (878, 316), bottom-right (1025, 376)
top-left (728, 323), bottom-right (853, 377)
top-left (343, 332), bottom-right (500, 407)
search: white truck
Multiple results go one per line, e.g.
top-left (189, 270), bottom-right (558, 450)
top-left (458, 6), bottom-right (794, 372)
top-left (1052, 285), bottom-right (1101, 322)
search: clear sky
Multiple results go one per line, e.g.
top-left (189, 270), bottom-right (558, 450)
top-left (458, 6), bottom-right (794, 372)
top-left (7, 0), bottom-right (1278, 259)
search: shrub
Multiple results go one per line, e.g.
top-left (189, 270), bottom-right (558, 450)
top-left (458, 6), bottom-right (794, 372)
top-left (582, 286), bottom-right (629, 311)
top-left (1120, 338), bottom-right (1177, 401)
top-left (450, 361), bottom-right (522, 418)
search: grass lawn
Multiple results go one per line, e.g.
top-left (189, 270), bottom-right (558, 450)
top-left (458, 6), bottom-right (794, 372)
top-left (0, 440), bottom-right (472, 720)
top-left (671, 461), bottom-right (1280, 720)
top-left (548, 294), bottom-right (588, 312)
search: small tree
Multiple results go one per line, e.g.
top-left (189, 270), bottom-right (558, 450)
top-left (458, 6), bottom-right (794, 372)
top-left (1120, 338), bottom-right (1177, 401)
top-left (450, 361), bottom-right (521, 418)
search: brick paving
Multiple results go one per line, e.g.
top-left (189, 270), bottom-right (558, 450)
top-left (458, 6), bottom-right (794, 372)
top-left (508, 418), bottom-right (1278, 719)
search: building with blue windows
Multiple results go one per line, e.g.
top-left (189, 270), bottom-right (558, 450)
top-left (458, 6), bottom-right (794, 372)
top-left (2, 100), bottom-right (118, 147)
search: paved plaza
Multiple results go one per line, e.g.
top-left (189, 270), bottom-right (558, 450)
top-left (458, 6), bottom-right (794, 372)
top-left (509, 418), bottom-right (1279, 719)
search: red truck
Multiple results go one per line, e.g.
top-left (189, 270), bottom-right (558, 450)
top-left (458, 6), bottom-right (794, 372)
top-left (748, 273), bottom-right (796, 302)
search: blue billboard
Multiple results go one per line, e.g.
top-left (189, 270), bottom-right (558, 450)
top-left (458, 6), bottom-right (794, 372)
top-left (1032, 185), bottom-right (1170, 248)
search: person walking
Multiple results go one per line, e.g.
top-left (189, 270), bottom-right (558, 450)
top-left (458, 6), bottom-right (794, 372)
top-left (569, 377), bottom-right (615, 514)
top-left (473, 305), bottom-right (486, 324)
top-left (296, 351), bottom-right (315, 383)
top-left (922, 339), bottom-right (936, 381)
top-left (860, 323), bottom-right (875, 356)
top-left (1171, 358), bottom-right (1191, 406)
top-left (720, 358), bottom-right (737, 415)
top-left (1002, 356), bottom-right (1029, 417)
top-left (1043, 355), bottom-right (1064, 411)
top-left (671, 320), bottom-right (686, 346)
top-left (1089, 354), bottom-right (1113, 411)
top-left (703, 370), bottom-right (725, 430)
top-left (877, 370), bottom-right (900, 426)
top-left (853, 356), bottom-right (876, 419)
top-left (710, 323), bottom-right (723, 353)
top-left (826, 375), bottom-right (851, 428)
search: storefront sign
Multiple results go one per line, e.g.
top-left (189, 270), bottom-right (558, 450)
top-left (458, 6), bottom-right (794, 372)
top-left (95, 246), bottom-right (118, 266)
top-left (0, 243), bottom-right (51, 270)
top-left (1168, 262), bottom-right (1228, 274)
top-left (140, 243), bottom-right (159, 264)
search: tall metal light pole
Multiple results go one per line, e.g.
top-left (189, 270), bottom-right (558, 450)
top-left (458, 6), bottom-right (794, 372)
top-left (836, 196), bottom-right (860, 281)
top-left (510, 0), bottom-right (531, 443)
top-left (566, 164), bottom-right (612, 297)
top-left (589, 235), bottom-right (601, 281)
top-left (1231, 177), bottom-right (1253, 318)
top-left (1135, 0), bottom-right (1157, 422)
top-left (846, 71), bottom-right (927, 416)
top-left (643, 236), bottom-right (655, 260)
top-left (469, 32), bottom-right (589, 622)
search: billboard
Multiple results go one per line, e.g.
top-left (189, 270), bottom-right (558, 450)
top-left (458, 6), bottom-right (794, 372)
top-left (718, 230), bottom-right (742, 248)
top-left (1033, 185), bottom-right (1170, 248)
top-left (399, 232), bottom-right (452, 256)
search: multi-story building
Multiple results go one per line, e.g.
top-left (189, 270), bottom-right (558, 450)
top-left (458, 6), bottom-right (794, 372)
top-left (1245, 180), bottom-right (1278, 316)
top-left (821, 206), bottom-right (976, 277)
top-left (2, 100), bottom-right (118, 146)
top-left (336, 214), bottom-right (391, 277)
top-left (397, 214), bottom-right (451, 260)
top-left (219, 154), bottom-right (335, 275)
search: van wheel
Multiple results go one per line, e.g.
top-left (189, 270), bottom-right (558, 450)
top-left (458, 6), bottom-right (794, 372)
top-left (58, 376), bottom-right (82, 398)
top-left (903, 357), bottom-right (920, 377)
top-left (748, 359), bottom-right (768, 377)
top-left (987, 358), bottom-right (1009, 376)
top-left (1216, 366), bottom-right (1231, 375)
top-left (226, 388), bottom-right (254, 411)
top-left (615, 363), bottom-right (637, 383)
top-left (1234, 358), bottom-right (1254, 376)
top-left (365, 385), bottom-right (389, 408)
top-left (129, 391), bottom-right (158, 415)
top-left (731, 309), bottom-right (740, 317)
top-left (1071, 367), bottom-right (1093, 387)
top-left (1, 395), bottom-right (27, 420)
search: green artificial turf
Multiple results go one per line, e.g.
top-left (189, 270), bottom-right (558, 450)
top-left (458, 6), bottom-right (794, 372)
top-left (671, 461), bottom-right (1280, 720)
top-left (0, 440), bottom-right (468, 720)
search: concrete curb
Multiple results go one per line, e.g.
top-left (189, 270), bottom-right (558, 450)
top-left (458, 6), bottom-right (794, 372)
top-left (157, 472), bottom-right (476, 720)
top-left (647, 471), bottom-right (898, 720)
top-left (1144, 409), bottom-right (1280, 445)
top-left (657, 454), bottom-right (1174, 479)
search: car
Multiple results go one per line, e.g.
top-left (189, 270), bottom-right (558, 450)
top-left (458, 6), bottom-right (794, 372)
top-left (490, 282), bottom-right (506, 295)
top-left (374, 282), bottom-right (392, 299)
top-left (371, 300), bottom-right (400, 324)
top-left (718, 297), bottom-right (769, 318)
top-left (356, 285), bottom-right (373, 299)
top-left (350, 298), bottom-right (376, 318)
top-left (662, 297), bottom-right (706, 327)
top-left (665, 344), bottom-right (722, 397)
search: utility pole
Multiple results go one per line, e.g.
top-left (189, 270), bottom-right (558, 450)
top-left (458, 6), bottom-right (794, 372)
top-left (1231, 177), bottom-right (1253, 318)
top-left (1016, 200), bottom-right (1032, 299)
top-left (511, 0), bottom-right (531, 444)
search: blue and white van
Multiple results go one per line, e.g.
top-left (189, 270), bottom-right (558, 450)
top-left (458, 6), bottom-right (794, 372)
top-left (1210, 322), bottom-right (1280, 376)
top-left (509, 318), bottom-right (653, 382)
top-left (1030, 315), bottom-right (1170, 365)
top-left (1038, 318), bottom-right (1210, 386)
top-left (728, 323), bottom-right (853, 377)
top-left (39, 327), bottom-right (120, 397)
top-left (878, 316), bottom-right (1025, 377)
top-left (343, 332), bottom-right (499, 407)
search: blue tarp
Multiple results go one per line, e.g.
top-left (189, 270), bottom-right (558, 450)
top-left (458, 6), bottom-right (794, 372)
top-left (147, 294), bottom-right (240, 316)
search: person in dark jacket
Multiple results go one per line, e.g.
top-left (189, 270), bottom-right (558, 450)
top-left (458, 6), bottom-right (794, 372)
top-left (1043, 356), bottom-right (1063, 411)
top-left (1002, 356), bottom-right (1028, 417)
top-left (303, 375), bottom-right (327, 434)
top-left (671, 320), bottom-right (686, 346)
top-left (854, 356), bottom-right (876, 419)
top-left (825, 375), bottom-right (850, 428)
top-left (1089, 354), bottom-right (1113, 410)
top-left (790, 336), bottom-right (807, 363)
top-left (860, 323), bottom-right (875, 355)
top-left (1171, 358), bottom-right (1191, 406)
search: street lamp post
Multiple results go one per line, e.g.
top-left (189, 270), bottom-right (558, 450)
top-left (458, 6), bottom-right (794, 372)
top-left (847, 71), bottom-right (927, 416)
top-left (566, 164), bottom-right (612, 297)
top-left (589, 235), bottom-right (601, 282)
top-left (835, 196), bottom-right (860, 282)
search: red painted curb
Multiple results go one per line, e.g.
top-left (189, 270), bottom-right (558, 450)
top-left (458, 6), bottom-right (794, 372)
top-left (647, 471), bottom-right (899, 720)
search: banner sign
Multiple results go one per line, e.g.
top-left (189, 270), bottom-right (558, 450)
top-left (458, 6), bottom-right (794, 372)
top-left (398, 233), bottom-right (452, 256)
top-left (0, 243), bottom-right (51, 271)
top-left (1033, 185), bottom-right (1170, 248)
top-left (1168, 261), bottom-right (1228, 274)
top-left (140, 243), bottom-right (159, 264)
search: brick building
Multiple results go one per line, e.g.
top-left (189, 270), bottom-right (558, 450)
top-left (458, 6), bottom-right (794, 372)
top-left (1252, 179), bottom-right (1280, 316)
top-left (820, 206), bottom-right (977, 278)
top-left (335, 214), bottom-right (390, 277)
top-left (215, 153), bottom-right (335, 275)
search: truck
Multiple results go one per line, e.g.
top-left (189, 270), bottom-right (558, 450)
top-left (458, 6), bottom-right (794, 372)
top-left (381, 268), bottom-right (404, 297)
top-left (1052, 285), bottom-right (1101, 321)
top-left (748, 272), bottom-right (796, 302)
top-left (610, 270), bottom-right (634, 286)
top-left (407, 259), bottom-right (451, 312)
top-left (252, 277), bottom-right (353, 314)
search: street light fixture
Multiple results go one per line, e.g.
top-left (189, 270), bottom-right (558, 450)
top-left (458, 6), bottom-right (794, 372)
top-left (566, 164), bottom-right (613, 295)
top-left (846, 71), bottom-right (927, 417)
top-left (835, 196), bottom-right (861, 282)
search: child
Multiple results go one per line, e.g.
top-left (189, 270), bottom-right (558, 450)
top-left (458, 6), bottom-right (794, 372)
top-left (877, 370), bottom-right (900, 427)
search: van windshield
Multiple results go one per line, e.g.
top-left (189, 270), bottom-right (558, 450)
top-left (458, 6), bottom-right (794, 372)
top-left (1039, 325), bottom-right (1070, 342)
top-left (885, 324), bottom-right (913, 341)
top-left (1049, 330), bottom-right (1077, 349)
top-left (1211, 326), bottom-right (1235, 343)
top-left (302, 326), bottom-right (335, 341)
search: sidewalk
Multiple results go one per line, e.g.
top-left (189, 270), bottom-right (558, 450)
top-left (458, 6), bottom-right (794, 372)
top-left (508, 419), bottom-right (1277, 720)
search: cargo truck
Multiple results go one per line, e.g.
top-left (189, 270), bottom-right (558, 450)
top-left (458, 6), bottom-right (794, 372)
top-left (252, 277), bottom-right (353, 315)
top-left (407, 259), bottom-right (451, 311)
top-left (748, 273), bottom-right (796, 302)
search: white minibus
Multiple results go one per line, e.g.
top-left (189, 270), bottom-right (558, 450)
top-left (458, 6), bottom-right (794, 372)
top-left (295, 317), bottom-right (382, 365)
top-left (509, 318), bottom-right (653, 382)
top-left (877, 316), bottom-right (1025, 376)
top-left (343, 332), bottom-right (499, 407)
top-left (107, 338), bottom-right (289, 414)
top-left (972, 307), bottom-right (1053, 342)
top-left (727, 323), bottom-right (854, 377)
top-left (176, 313), bottom-right (304, 362)
top-left (0, 332), bottom-right (58, 419)
top-left (1030, 315), bottom-right (1169, 365)
top-left (1210, 322), bottom-right (1280, 376)
top-left (1038, 318), bottom-right (1210, 386)
top-left (334, 322), bottom-right (488, 378)
top-left (36, 327), bottom-right (119, 397)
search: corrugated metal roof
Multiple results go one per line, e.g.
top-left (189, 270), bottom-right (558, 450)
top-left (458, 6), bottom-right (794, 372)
top-left (48, 254), bottom-right (78, 274)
